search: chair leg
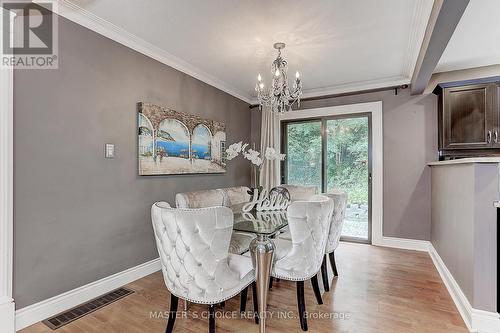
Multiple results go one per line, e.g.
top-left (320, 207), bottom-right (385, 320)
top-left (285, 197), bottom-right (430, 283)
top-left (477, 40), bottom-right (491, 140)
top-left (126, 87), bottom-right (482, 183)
top-left (208, 304), bottom-right (216, 333)
top-left (252, 281), bottom-right (259, 324)
top-left (329, 251), bottom-right (338, 277)
top-left (240, 286), bottom-right (248, 313)
top-left (296, 281), bottom-right (308, 331)
top-left (321, 255), bottom-right (329, 292)
top-left (311, 275), bottom-right (323, 305)
top-left (165, 294), bottom-right (179, 333)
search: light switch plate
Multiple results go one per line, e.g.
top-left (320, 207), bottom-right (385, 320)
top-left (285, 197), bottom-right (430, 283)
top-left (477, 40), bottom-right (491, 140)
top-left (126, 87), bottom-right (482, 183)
top-left (105, 143), bottom-right (115, 158)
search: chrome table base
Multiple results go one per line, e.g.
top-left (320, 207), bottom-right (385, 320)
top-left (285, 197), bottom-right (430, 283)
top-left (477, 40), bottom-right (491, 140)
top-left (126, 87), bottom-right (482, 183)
top-left (250, 234), bottom-right (275, 333)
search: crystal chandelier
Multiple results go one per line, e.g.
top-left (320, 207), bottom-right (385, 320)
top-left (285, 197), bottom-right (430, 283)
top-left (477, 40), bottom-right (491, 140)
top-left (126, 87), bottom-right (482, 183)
top-left (255, 42), bottom-right (303, 113)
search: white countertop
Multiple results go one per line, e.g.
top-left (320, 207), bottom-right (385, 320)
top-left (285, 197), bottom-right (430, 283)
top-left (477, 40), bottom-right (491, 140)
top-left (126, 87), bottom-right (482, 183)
top-left (428, 157), bottom-right (500, 166)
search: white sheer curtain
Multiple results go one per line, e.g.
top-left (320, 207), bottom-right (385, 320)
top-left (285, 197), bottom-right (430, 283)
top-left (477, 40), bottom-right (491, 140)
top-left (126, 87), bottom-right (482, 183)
top-left (259, 106), bottom-right (280, 189)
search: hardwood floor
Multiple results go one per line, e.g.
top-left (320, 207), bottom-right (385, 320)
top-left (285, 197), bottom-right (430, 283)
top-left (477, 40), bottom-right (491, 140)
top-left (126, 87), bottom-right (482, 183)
top-left (20, 243), bottom-right (468, 333)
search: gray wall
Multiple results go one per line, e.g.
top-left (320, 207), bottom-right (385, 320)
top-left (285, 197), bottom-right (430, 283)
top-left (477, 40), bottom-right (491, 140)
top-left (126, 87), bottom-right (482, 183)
top-left (431, 163), bottom-right (498, 311)
top-left (252, 88), bottom-right (438, 240)
top-left (472, 164), bottom-right (498, 311)
top-left (431, 164), bottom-right (475, 302)
top-left (14, 16), bottom-right (251, 308)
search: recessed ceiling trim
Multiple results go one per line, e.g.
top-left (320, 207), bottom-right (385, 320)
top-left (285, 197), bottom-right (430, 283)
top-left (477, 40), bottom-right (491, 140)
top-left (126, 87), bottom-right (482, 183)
top-left (48, 0), bottom-right (432, 106)
top-left (410, 0), bottom-right (470, 95)
top-left (434, 57), bottom-right (500, 74)
top-left (425, 64), bottom-right (500, 94)
top-left (52, 0), bottom-right (253, 104)
top-left (435, 0), bottom-right (500, 75)
top-left (403, 0), bottom-right (434, 77)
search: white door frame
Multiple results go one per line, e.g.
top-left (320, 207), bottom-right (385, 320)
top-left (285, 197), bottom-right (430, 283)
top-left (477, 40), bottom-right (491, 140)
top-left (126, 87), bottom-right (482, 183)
top-left (0, 7), bottom-right (15, 333)
top-left (278, 101), bottom-right (384, 245)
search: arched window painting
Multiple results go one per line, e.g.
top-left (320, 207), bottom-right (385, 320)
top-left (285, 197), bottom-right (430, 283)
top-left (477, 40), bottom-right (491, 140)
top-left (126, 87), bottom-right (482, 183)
top-left (157, 119), bottom-right (190, 159)
top-left (138, 114), bottom-right (154, 156)
top-left (192, 125), bottom-right (212, 160)
top-left (138, 103), bottom-right (226, 175)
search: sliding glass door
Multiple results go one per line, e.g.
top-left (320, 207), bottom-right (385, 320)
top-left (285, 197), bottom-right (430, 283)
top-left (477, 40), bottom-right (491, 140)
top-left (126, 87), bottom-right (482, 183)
top-left (282, 114), bottom-right (372, 243)
top-left (282, 120), bottom-right (323, 191)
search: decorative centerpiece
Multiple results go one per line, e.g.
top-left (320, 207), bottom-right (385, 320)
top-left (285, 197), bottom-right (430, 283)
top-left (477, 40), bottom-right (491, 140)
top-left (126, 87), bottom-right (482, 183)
top-left (225, 142), bottom-right (289, 212)
top-left (241, 209), bottom-right (288, 231)
top-left (241, 188), bottom-right (290, 212)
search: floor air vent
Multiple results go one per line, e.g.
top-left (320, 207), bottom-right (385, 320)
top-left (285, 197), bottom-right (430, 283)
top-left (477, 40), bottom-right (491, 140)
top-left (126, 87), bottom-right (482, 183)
top-left (42, 287), bottom-right (134, 330)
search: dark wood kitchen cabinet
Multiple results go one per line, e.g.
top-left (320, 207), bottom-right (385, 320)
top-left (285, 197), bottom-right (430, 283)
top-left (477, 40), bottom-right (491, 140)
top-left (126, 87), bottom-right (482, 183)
top-left (492, 82), bottom-right (500, 149)
top-left (438, 82), bottom-right (500, 158)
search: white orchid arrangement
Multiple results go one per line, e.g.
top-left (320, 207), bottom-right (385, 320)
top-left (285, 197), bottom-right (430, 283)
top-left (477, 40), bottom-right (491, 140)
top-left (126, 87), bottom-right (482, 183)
top-left (225, 141), bottom-right (285, 189)
top-left (226, 141), bottom-right (285, 167)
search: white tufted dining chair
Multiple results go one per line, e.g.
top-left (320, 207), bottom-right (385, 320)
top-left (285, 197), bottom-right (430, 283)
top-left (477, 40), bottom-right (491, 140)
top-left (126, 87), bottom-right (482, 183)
top-left (277, 187), bottom-right (348, 292)
top-left (175, 188), bottom-right (227, 209)
top-left (280, 184), bottom-right (318, 201)
top-left (175, 186), bottom-right (256, 255)
top-left (321, 189), bottom-right (347, 292)
top-left (151, 202), bottom-right (256, 333)
top-left (273, 184), bottom-right (318, 244)
top-left (222, 186), bottom-right (252, 206)
top-left (271, 195), bottom-right (334, 331)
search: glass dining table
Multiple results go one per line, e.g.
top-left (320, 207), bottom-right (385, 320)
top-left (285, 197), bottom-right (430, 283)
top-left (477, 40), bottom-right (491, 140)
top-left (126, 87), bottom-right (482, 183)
top-left (232, 208), bottom-right (289, 333)
top-left (233, 209), bottom-right (288, 236)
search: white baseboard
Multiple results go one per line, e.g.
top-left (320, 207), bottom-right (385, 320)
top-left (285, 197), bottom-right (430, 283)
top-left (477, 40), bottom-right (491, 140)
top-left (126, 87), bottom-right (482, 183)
top-left (377, 238), bottom-right (500, 333)
top-left (12, 240), bottom-right (500, 333)
top-left (472, 308), bottom-right (500, 333)
top-left (374, 236), bottom-right (430, 252)
top-left (429, 244), bottom-right (500, 333)
top-left (15, 258), bottom-right (161, 331)
top-left (428, 243), bottom-right (474, 331)
top-left (0, 297), bottom-right (15, 333)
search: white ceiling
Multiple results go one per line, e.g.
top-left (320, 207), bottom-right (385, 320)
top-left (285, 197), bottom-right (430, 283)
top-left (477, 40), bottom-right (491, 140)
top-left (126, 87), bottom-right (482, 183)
top-left (61, 0), bottom-right (434, 103)
top-left (436, 0), bottom-right (500, 73)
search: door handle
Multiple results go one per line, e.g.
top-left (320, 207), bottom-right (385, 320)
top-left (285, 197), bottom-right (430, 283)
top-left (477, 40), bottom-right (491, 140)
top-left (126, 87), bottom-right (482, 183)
top-left (487, 130), bottom-right (492, 144)
top-left (495, 130), bottom-right (498, 144)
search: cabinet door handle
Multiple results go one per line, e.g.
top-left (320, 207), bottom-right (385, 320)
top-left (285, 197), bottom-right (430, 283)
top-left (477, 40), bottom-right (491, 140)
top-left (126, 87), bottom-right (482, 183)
top-left (495, 130), bottom-right (498, 144)
top-left (488, 130), bottom-right (492, 143)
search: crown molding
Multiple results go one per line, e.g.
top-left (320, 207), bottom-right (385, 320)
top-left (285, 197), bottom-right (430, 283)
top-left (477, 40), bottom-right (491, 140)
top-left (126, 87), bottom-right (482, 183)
top-left (435, 57), bottom-right (500, 74)
top-left (50, 1), bottom-right (430, 107)
top-left (249, 75), bottom-right (410, 104)
top-left (425, 64), bottom-right (500, 94)
top-left (403, 0), bottom-right (434, 78)
top-left (300, 76), bottom-right (410, 99)
top-left (51, 0), bottom-right (253, 104)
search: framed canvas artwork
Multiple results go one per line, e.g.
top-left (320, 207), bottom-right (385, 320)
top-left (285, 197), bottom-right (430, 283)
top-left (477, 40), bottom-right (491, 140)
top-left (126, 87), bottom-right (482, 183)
top-left (138, 102), bottom-right (226, 175)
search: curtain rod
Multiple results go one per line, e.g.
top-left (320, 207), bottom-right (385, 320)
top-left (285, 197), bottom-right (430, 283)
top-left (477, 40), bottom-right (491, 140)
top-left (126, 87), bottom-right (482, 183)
top-left (248, 84), bottom-right (409, 109)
